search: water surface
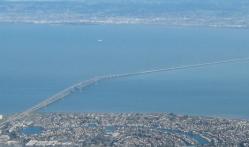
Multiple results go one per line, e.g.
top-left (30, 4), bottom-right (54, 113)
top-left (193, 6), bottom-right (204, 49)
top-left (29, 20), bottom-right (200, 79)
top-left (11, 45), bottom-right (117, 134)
top-left (0, 24), bottom-right (249, 119)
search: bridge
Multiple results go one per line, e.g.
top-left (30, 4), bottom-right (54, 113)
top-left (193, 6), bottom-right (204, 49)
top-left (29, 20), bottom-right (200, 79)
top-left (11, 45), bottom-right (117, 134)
top-left (1, 57), bottom-right (249, 128)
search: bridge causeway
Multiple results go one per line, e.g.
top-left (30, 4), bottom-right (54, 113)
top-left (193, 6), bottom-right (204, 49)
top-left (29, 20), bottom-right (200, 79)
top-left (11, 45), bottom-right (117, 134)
top-left (1, 57), bottom-right (249, 128)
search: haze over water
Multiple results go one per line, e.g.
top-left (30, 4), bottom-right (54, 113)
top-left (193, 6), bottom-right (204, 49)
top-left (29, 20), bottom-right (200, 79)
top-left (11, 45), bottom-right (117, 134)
top-left (0, 24), bottom-right (249, 118)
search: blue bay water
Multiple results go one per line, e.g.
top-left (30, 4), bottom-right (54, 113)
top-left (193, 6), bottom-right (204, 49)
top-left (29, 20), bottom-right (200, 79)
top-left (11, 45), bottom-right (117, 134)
top-left (0, 24), bottom-right (249, 119)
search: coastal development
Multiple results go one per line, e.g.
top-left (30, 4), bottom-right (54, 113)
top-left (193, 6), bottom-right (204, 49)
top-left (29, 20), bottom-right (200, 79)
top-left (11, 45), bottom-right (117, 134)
top-left (1, 113), bottom-right (249, 146)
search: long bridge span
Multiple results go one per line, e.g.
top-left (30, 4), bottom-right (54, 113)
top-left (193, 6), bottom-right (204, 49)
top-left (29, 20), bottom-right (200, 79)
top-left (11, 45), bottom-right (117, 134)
top-left (1, 57), bottom-right (249, 128)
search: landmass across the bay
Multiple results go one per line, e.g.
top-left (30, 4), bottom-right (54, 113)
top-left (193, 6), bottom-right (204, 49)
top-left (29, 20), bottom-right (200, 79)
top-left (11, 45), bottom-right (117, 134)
top-left (1, 0), bottom-right (249, 28)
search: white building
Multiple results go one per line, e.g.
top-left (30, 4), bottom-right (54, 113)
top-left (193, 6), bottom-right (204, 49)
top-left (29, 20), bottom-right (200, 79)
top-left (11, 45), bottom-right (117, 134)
top-left (0, 115), bottom-right (3, 120)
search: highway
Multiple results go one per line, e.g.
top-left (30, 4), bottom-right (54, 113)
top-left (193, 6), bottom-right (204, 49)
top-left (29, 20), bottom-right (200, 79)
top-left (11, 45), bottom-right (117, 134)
top-left (1, 57), bottom-right (249, 128)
